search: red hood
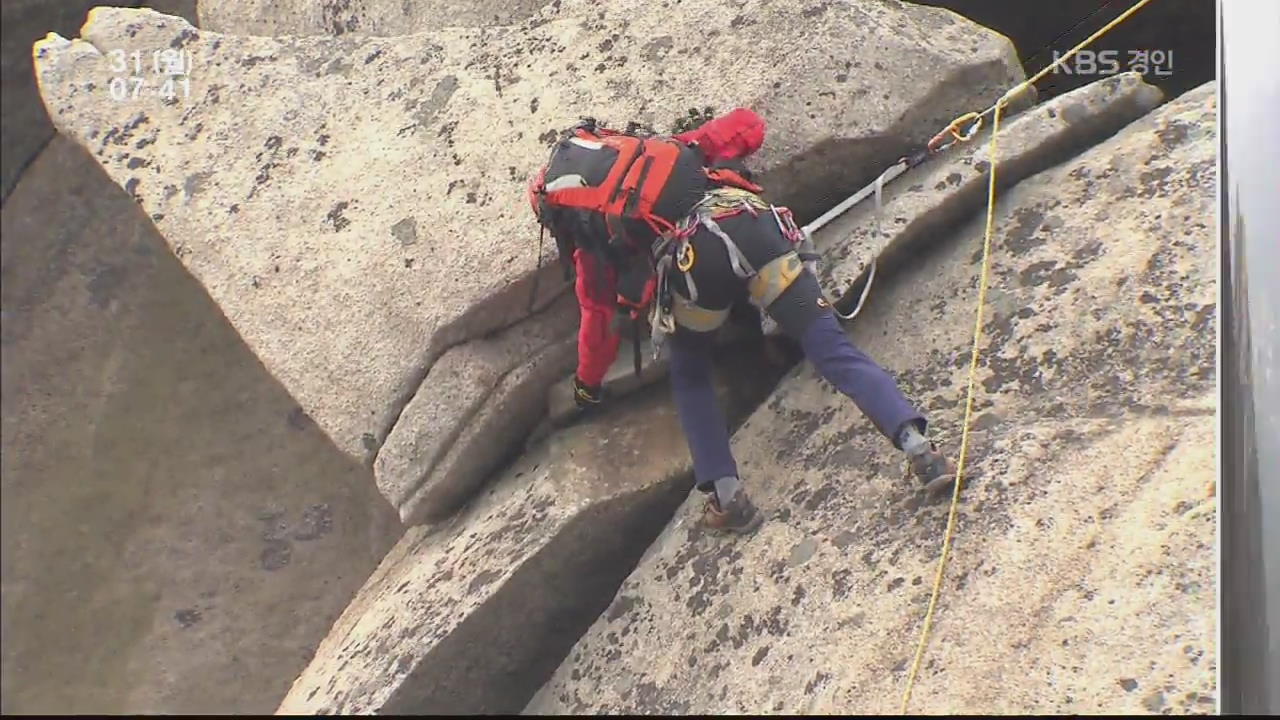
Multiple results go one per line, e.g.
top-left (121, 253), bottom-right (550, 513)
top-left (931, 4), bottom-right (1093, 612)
top-left (674, 107), bottom-right (766, 163)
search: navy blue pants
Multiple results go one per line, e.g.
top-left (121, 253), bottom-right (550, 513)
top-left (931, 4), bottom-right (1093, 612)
top-left (669, 273), bottom-right (926, 492)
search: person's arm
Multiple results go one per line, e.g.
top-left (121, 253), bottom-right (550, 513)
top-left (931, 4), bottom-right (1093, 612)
top-left (674, 107), bottom-right (766, 163)
top-left (572, 249), bottom-right (622, 404)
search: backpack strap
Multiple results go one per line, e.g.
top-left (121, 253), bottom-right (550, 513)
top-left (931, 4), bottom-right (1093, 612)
top-left (631, 315), bottom-right (642, 377)
top-left (705, 166), bottom-right (764, 194)
top-left (614, 259), bottom-right (660, 378)
top-left (698, 214), bottom-right (756, 280)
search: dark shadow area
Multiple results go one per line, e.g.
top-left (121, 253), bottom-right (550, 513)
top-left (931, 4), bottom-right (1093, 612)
top-left (912, 0), bottom-right (1214, 103)
top-left (1, 134), bottom-right (402, 714)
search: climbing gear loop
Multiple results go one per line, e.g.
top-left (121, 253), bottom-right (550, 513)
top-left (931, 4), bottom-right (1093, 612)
top-left (828, 159), bottom-right (897, 322)
top-left (676, 242), bottom-right (696, 272)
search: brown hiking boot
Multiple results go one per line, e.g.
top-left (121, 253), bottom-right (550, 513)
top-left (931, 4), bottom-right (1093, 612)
top-left (701, 488), bottom-right (765, 535)
top-left (910, 443), bottom-right (958, 495)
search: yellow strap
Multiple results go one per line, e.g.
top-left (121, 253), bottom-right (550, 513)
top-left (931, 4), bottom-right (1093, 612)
top-left (747, 252), bottom-right (805, 308)
top-left (671, 298), bottom-right (731, 332)
top-left (898, 0), bottom-right (1155, 713)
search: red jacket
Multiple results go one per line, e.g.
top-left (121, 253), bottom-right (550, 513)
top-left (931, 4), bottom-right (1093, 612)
top-left (573, 108), bottom-right (766, 387)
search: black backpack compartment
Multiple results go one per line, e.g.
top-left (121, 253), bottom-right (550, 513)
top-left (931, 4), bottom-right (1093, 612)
top-left (652, 143), bottom-right (710, 224)
top-left (544, 136), bottom-right (618, 190)
top-left (541, 134), bottom-right (710, 278)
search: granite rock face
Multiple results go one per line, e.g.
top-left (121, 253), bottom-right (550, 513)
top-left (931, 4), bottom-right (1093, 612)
top-left (812, 71), bottom-right (1165, 311)
top-left (197, 0), bottom-right (549, 35)
top-left (32, 2), bottom-right (1022, 519)
top-left (5, 4), bottom-right (397, 716)
top-left (275, 341), bottom-right (794, 715)
top-left (528, 81), bottom-right (1218, 716)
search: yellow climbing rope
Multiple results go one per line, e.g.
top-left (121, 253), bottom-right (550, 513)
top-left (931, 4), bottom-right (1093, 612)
top-left (898, 0), bottom-right (1156, 713)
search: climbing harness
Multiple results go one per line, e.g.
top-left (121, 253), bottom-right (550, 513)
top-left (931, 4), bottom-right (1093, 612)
top-left (644, 187), bottom-right (814, 361)
top-left (896, 0), bottom-right (1157, 713)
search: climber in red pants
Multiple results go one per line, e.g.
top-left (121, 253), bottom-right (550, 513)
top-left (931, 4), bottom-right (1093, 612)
top-left (566, 108), bottom-right (769, 404)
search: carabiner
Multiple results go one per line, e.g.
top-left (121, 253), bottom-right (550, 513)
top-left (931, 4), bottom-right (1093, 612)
top-left (927, 111), bottom-right (983, 152)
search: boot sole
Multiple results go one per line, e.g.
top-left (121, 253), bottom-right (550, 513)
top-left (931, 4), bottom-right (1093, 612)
top-left (922, 473), bottom-right (957, 496)
top-left (706, 510), bottom-right (765, 535)
top-left (727, 511), bottom-right (765, 535)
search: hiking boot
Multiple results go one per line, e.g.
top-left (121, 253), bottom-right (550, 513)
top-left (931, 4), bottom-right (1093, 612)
top-left (701, 488), bottom-right (764, 535)
top-left (573, 376), bottom-right (605, 409)
top-left (910, 443), bottom-right (958, 495)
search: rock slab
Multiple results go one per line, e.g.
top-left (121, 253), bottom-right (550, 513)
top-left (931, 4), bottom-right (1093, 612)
top-left (276, 341), bottom-right (793, 715)
top-left (1, 135), bottom-right (401, 714)
top-left (0, 0), bottom-right (192, 200)
top-left (31, 2), bottom-right (1023, 478)
top-left (197, 0), bottom-right (550, 35)
top-left (374, 290), bottom-right (578, 524)
top-left (815, 71), bottom-right (1165, 309)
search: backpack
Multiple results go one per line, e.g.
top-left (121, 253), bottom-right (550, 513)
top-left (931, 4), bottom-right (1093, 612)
top-left (527, 118), bottom-right (767, 375)
top-left (529, 118), bottom-right (722, 278)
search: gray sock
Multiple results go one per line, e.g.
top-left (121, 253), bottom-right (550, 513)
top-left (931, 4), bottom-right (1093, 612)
top-left (713, 475), bottom-right (741, 506)
top-left (898, 422), bottom-right (930, 457)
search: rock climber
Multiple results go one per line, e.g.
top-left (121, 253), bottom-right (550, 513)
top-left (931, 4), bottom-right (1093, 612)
top-left (527, 107), bottom-right (956, 534)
